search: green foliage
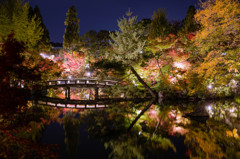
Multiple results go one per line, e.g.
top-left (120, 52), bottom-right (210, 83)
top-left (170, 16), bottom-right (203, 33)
top-left (93, 59), bottom-right (127, 79)
top-left (105, 135), bottom-right (145, 159)
top-left (106, 84), bottom-right (148, 99)
top-left (147, 134), bottom-right (176, 152)
top-left (149, 9), bottom-right (171, 38)
top-left (63, 6), bottom-right (80, 51)
top-left (31, 5), bottom-right (51, 51)
top-left (180, 5), bottom-right (199, 34)
top-left (0, 0), bottom-right (43, 49)
top-left (106, 10), bottom-right (146, 65)
top-left (135, 18), bottom-right (152, 37)
top-left (81, 30), bottom-right (111, 58)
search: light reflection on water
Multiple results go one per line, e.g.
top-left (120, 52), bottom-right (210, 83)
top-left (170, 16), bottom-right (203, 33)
top-left (1, 99), bottom-right (240, 158)
top-left (41, 99), bottom-right (240, 158)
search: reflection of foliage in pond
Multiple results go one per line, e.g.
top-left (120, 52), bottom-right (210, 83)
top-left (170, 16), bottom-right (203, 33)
top-left (182, 100), bottom-right (240, 159)
top-left (184, 119), bottom-right (240, 159)
top-left (104, 134), bottom-right (145, 159)
top-left (104, 128), bottom-right (176, 159)
top-left (63, 112), bottom-right (81, 156)
top-left (81, 108), bottom-right (129, 139)
top-left (80, 102), bottom-right (178, 158)
top-left (0, 104), bottom-right (60, 158)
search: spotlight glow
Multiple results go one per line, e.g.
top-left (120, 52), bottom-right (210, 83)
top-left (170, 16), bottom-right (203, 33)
top-left (208, 84), bottom-right (213, 89)
top-left (86, 72), bottom-right (91, 77)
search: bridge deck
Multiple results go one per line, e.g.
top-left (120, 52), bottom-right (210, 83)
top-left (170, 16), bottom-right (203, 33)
top-left (40, 78), bottom-right (118, 88)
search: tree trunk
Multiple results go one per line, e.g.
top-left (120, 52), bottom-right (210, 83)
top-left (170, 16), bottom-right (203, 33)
top-left (128, 98), bottom-right (156, 131)
top-left (130, 66), bottom-right (156, 98)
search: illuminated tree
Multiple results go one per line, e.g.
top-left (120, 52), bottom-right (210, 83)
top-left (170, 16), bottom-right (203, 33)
top-left (63, 6), bottom-right (80, 52)
top-left (0, 0), bottom-right (43, 49)
top-left (195, 0), bottom-right (240, 53)
top-left (105, 10), bottom-right (156, 97)
top-left (60, 51), bottom-right (86, 77)
top-left (31, 5), bottom-right (51, 51)
top-left (191, 0), bottom-right (240, 95)
top-left (145, 34), bottom-right (191, 94)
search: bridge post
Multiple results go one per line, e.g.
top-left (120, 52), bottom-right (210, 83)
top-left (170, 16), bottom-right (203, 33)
top-left (95, 87), bottom-right (99, 100)
top-left (67, 87), bottom-right (70, 100)
top-left (65, 87), bottom-right (67, 100)
top-left (65, 87), bottom-right (70, 100)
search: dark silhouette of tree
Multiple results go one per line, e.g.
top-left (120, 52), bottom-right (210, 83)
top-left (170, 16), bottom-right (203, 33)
top-left (63, 112), bottom-right (80, 156)
top-left (0, 33), bottom-right (32, 108)
top-left (149, 9), bottom-right (171, 38)
top-left (81, 30), bottom-right (98, 48)
top-left (180, 5), bottom-right (199, 34)
top-left (63, 6), bottom-right (80, 52)
top-left (81, 30), bottom-right (111, 57)
top-left (136, 18), bottom-right (152, 37)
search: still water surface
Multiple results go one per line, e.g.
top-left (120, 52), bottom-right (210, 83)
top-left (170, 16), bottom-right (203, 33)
top-left (1, 99), bottom-right (240, 158)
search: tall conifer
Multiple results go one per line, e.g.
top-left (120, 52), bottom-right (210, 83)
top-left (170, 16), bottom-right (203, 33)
top-left (32, 5), bottom-right (51, 50)
top-left (149, 9), bottom-right (171, 38)
top-left (106, 10), bottom-right (156, 97)
top-left (180, 5), bottom-right (199, 34)
top-left (0, 0), bottom-right (43, 49)
top-left (63, 6), bottom-right (80, 52)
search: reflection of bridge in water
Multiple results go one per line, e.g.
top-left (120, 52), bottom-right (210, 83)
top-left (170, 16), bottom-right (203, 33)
top-left (34, 78), bottom-right (125, 109)
top-left (34, 96), bottom-right (145, 109)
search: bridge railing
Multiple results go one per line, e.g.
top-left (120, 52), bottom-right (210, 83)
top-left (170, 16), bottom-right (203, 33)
top-left (39, 78), bottom-right (118, 87)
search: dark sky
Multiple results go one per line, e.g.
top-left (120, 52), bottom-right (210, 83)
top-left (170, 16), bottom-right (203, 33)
top-left (29, 0), bottom-right (199, 42)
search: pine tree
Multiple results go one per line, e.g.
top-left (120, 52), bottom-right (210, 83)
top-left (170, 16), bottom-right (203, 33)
top-left (32, 5), bottom-right (51, 50)
top-left (0, 0), bottom-right (43, 49)
top-left (180, 5), bottom-right (199, 34)
top-left (106, 10), bottom-right (156, 97)
top-left (149, 9), bottom-right (171, 38)
top-left (0, 0), bottom-right (14, 41)
top-left (63, 6), bottom-right (80, 52)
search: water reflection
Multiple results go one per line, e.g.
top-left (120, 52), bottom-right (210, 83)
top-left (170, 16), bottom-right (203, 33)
top-left (0, 103), bottom-right (60, 158)
top-left (1, 98), bottom-right (240, 158)
top-left (63, 111), bottom-right (80, 156)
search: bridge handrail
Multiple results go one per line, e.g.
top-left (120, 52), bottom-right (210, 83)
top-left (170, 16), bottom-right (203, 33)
top-left (46, 78), bottom-right (118, 82)
top-left (38, 78), bottom-right (118, 87)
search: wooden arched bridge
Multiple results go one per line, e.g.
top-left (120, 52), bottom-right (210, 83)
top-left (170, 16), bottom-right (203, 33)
top-left (40, 78), bottom-right (118, 88)
top-left (15, 78), bottom-right (151, 109)
top-left (37, 78), bottom-right (118, 100)
top-left (33, 78), bottom-right (123, 109)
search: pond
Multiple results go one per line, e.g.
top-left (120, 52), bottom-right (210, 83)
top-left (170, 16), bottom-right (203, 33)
top-left (1, 97), bottom-right (240, 159)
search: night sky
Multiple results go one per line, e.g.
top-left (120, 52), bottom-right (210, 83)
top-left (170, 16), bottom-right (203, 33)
top-left (29, 0), bottom-right (199, 43)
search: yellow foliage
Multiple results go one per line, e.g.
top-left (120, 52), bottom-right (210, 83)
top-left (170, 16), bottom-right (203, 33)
top-left (195, 0), bottom-right (240, 52)
top-left (226, 128), bottom-right (239, 139)
top-left (191, 0), bottom-right (240, 90)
